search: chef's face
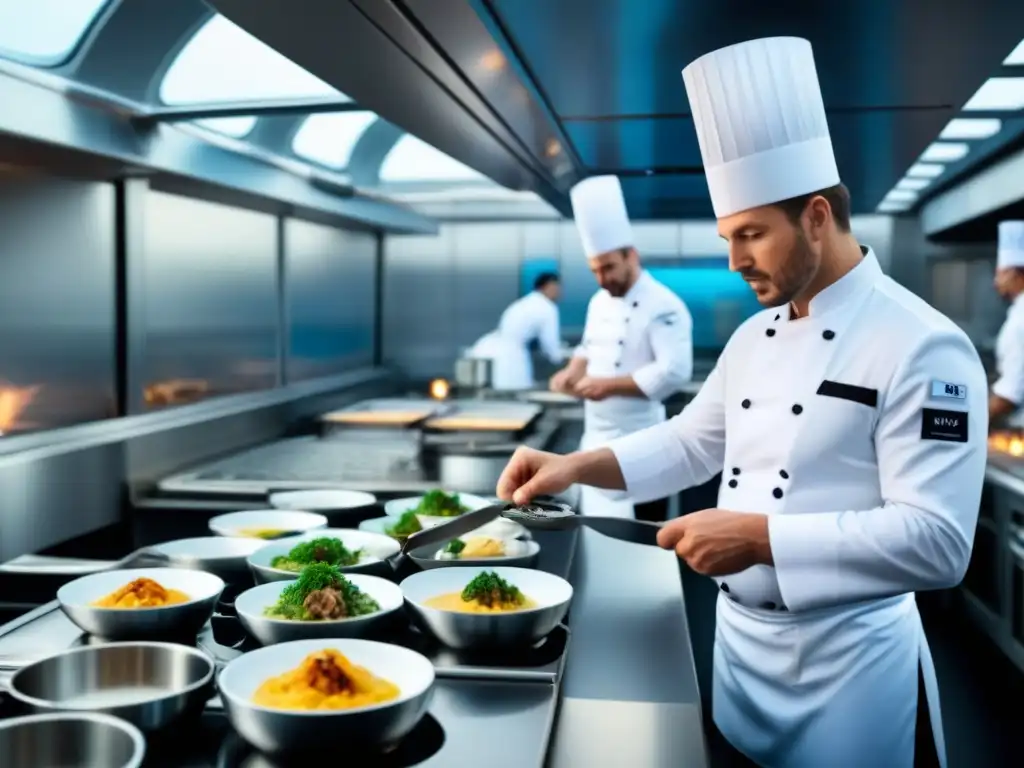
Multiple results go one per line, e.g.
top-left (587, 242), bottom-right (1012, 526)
top-left (588, 248), bottom-right (638, 297)
top-left (995, 268), bottom-right (1024, 300)
top-left (719, 205), bottom-right (822, 308)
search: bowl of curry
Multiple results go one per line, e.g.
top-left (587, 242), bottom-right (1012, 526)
top-left (399, 566), bottom-right (572, 650)
top-left (217, 639), bottom-right (435, 754)
top-left (56, 568), bottom-right (224, 641)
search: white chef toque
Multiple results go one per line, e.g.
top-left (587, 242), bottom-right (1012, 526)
top-left (998, 221), bottom-right (1024, 270)
top-left (682, 37), bottom-right (840, 219)
top-left (569, 175), bottom-right (634, 257)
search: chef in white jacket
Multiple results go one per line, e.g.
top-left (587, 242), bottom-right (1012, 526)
top-left (497, 36), bottom-right (987, 768)
top-left (468, 272), bottom-right (564, 391)
top-left (990, 220), bottom-right (1024, 427)
top-left (548, 175), bottom-right (693, 521)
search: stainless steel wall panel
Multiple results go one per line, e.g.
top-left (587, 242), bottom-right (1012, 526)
top-left (140, 191), bottom-right (279, 408)
top-left (0, 176), bottom-right (117, 434)
top-left (452, 224), bottom-right (521, 352)
top-left (284, 220), bottom-right (376, 383)
top-left (556, 221), bottom-right (593, 337)
top-left (631, 223), bottom-right (682, 257)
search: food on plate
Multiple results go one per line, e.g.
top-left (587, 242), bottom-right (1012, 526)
top-left (252, 649), bottom-right (399, 711)
top-left (412, 489), bottom-right (468, 518)
top-left (236, 527), bottom-right (289, 540)
top-left (264, 563), bottom-right (380, 622)
top-left (384, 510), bottom-right (423, 540)
top-left (437, 536), bottom-right (507, 560)
top-left (424, 571), bottom-right (536, 613)
top-left (91, 577), bottom-right (190, 609)
top-left (270, 536), bottom-right (364, 572)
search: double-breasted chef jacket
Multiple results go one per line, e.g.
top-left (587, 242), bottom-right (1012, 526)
top-left (992, 293), bottom-right (1024, 427)
top-left (470, 290), bottom-right (563, 391)
top-left (607, 248), bottom-right (988, 767)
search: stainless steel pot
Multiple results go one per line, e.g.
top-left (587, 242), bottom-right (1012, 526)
top-left (0, 713), bottom-right (146, 768)
top-left (454, 357), bottom-right (492, 389)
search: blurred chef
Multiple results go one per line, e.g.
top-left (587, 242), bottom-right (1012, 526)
top-left (990, 220), bottom-right (1024, 427)
top-left (468, 272), bottom-right (564, 391)
top-left (497, 36), bottom-right (987, 768)
top-left (548, 175), bottom-right (693, 521)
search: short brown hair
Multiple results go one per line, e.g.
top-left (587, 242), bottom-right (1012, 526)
top-left (772, 183), bottom-right (852, 233)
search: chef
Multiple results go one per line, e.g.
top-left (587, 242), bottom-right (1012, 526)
top-left (497, 36), bottom-right (987, 768)
top-left (548, 174), bottom-right (693, 521)
top-left (467, 272), bottom-right (564, 391)
top-left (990, 220), bottom-right (1024, 427)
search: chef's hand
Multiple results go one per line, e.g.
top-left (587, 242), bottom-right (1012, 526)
top-left (549, 369), bottom-right (576, 394)
top-left (656, 509), bottom-right (772, 576)
top-left (496, 447), bottom-right (578, 505)
top-left (574, 376), bottom-right (614, 401)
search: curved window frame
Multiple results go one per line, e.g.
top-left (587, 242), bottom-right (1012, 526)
top-left (378, 135), bottom-right (487, 183)
top-left (291, 112), bottom-right (379, 169)
top-left (0, 0), bottom-right (111, 67)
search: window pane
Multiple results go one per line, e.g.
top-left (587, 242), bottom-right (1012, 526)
top-left (0, 0), bottom-right (109, 66)
top-left (379, 135), bottom-right (487, 182)
top-left (292, 112), bottom-right (379, 169)
top-left (193, 117), bottom-right (258, 138)
top-left (160, 14), bottom-right (344, 105)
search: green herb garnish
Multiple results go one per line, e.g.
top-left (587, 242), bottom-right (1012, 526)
top-left (269, 536), bottom-right (362, 573)
top-left (264, 562), bottom-right (380, 621)
top-left (413, 489), bottom-right (467, 518)
top-left (384, 510), bottom-right (422, 539)
top-left (443, 539), bottom-right (466, 555)
top-left (460, 571), bottom-right (523, 607)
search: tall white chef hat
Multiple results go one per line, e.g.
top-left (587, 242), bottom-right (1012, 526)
top-left (682, 37), bottom-right (840, 219)
top-left (569, 175), bottom-right (633, 258)
top-left (998, 221), bottom-right (1024, 270)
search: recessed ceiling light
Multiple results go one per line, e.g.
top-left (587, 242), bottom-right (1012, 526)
top-left (885, 189), bottom-right (918, 203)
top-left (1005, 38), bottom-right (1024, 66)
top-left (906, 163), bottom-right (944, 179)
top-left (963, 78), bottom-right (1024, 112)
top-left (897, 177), bottom-right (930, 191)
top-left (920, 142), bottom-right (969, 163)
top-left (939, 118), bottom-right (1002, 140)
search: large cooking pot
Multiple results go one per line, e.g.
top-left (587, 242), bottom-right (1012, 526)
top-left (454, 357), bottom-right (493, 389)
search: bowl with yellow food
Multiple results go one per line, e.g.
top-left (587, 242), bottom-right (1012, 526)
top-left (247, 529), bottom-right (401, 583)
top-left (56, 568), bottom-right (224, 641)
top-left (236, 565), bottom-right (404, 645)
top-left (399, 567), bottom-right (572, 650)
top-left (207, 510), bottom-right (328, 540)
top-left (408, 534), bottom-right (541, 570)
top-left (217, 639), bottom-right (435, 754)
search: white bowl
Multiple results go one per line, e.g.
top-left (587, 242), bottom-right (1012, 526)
top-left (383, 494), bottom-right (525, 540)
top-left (148, 537), bottom-right (268, 582)
top-left (218, 639), bottom-right (435, 753)
top-left (268, 490), bottom-right (377, 514)
top-left (57, 568), bottom-right (224, 640)
top-left (400, 566), bottom-right (572, 649)
top-left (411, 537), bottom-right (541, 570)
top-left (235, 576), bottom-right (404, 645)
top-left (208, 510), bottom-right (328, 539)
top-left (247, 529), bottom-right (401, 582)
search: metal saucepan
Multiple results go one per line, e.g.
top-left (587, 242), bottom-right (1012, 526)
top-left (0, 712), bottom-right (146, 768)
top-left (6, 642), bottom-right (215, 732)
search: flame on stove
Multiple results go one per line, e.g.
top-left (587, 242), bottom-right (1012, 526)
top-left (988, 431), bottom-right (1024, 457)
top-left (429, 378), bottom-right (450, 401)
top-left (0, 383), bottom-right (40, 435)
top-left (143, 379), bottom-right (209, 407)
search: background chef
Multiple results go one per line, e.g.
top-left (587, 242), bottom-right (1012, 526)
top-left (498, 36), bottom-right (987, 768)
top-left (548, 174), bottom-right (693, 522)
top-left (990, 220), bottom-right (1024, 427)
top-left (467, 271), bottom-right (564, 391)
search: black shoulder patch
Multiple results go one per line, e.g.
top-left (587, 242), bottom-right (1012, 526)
top-left (921, 408), bottom-right (968, 443)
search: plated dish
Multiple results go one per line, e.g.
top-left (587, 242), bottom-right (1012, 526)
top-left (381, 489), bottom-right (525, 541)
top-left (247, 529), bottom-right (400, 582)
top-left (407, 534), bottom-right (540, 571)
top-left (208, 510), bottom-right (328, 540)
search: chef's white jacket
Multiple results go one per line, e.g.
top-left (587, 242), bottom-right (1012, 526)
top-left (605, 248), bottom-right (987, 766)
top-left (470, 291), bottom-right (562, 390)
top-left (993, 293), bottom-right (1024, 426)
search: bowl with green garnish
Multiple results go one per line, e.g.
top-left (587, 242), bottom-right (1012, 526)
top-left (235, 563), bottom-right (403, 645)
top-left (247, 529), bottom-right (400, 583)
top-left (382, 490), bottom-right (526, 541)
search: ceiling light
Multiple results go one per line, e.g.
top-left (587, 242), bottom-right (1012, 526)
top-left (1005, 38), bottom-right (1024, 66)
top-left (963, 78), bottom-right (1024, 111)
top-left (939, 118), bottom-right (1002, 140)
top-left (897, 177), bottom-right (930, 191)
top-left (920, 142), bottom-right (969, 163)
top-left (885, 189), bottom-right (918, 203)
top-left (906, 163), bottom-right (945, 179)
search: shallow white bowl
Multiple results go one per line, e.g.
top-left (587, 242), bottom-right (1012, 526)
top-left (235, 576), bottom-right (404, 645)
top-left (411, 538), bottom-right (541, 571)
top-left (218, 638), bottom-right (435, 753)
top-left (247, 529), bottom-right (401, 582)
top-left (383, 494), bottom-right (525, 540)
top-left (400, 566), bottom-right (572, 649)
top-left (268, 490), bottom-right (377, 514)
top-left (57, 568), bottom-right (224, 640)
top-left (208, 510), bottom-right (328, 539)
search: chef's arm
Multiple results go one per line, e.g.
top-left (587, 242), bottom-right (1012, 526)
top-left (768, 333), bottom-right (989, 613)
top-left (631, 309), bottom-right (695, 401)
top-left (537, 304), bottom-right (565, 364)
top-left (990, 327), bottom-right (1024, 424)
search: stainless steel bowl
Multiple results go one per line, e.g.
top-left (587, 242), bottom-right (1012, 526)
top-left (57, 567), bottom-right (224, 641)
top-left (400, 566), bottom-right (573, 650)
top-left (0, 712), bottom-right (146, 768)
top-left (235, 576), bottom-right (404, 645)
top-left (218, 639), bottom-right (435, 754)
top-left (7, 642), bottom-right (215, 732)
top-left (148, 537), bottom-right (269, 583)
top-left (247, 529), bottom-right (400, 583)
